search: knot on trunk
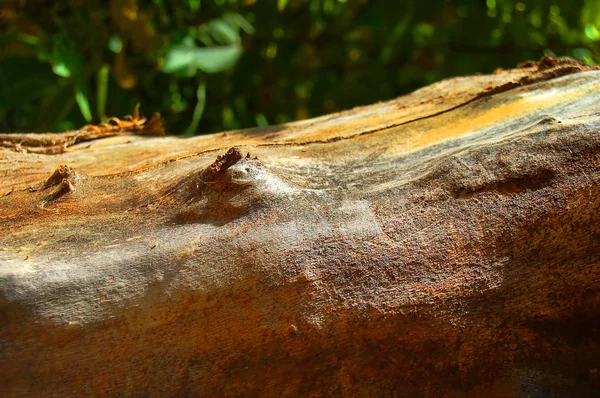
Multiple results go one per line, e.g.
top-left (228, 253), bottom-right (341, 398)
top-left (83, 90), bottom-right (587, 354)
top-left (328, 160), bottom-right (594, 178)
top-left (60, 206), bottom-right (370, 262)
top-left (174, 148), bottom-right (276, 225)
top-left (35, 165), bottom-right (79, 208)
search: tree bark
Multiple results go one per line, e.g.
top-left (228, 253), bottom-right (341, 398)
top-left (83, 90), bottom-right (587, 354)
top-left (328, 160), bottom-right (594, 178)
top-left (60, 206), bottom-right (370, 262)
top-left (1, 57), bottom-right (600, 396)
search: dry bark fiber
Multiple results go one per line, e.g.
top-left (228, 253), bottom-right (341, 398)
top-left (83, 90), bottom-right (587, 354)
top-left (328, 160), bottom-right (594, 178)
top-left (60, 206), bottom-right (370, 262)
top-left (1, 56), bottom-right (600, 396)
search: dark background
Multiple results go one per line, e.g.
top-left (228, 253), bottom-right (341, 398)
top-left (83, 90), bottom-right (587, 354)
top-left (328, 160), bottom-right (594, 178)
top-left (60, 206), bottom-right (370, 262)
top-left (1, 0), bottom-right (598, 135)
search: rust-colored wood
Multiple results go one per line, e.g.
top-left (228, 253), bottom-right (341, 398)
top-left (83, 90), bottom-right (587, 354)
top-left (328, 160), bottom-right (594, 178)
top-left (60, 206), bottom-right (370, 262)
top-left (1, 57), bottom-right (600, 396)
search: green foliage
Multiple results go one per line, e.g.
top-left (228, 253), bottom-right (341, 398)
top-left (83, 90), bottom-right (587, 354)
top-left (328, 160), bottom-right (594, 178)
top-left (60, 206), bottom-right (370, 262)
top-left (1, 0), bottom-right (598, 134)
top-left (161, 42), bottom-right (242, 75)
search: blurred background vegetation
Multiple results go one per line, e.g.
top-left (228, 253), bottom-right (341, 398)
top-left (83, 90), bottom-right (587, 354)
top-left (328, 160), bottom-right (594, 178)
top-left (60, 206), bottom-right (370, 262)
top-left (1, 0), bottom-right (599, 135)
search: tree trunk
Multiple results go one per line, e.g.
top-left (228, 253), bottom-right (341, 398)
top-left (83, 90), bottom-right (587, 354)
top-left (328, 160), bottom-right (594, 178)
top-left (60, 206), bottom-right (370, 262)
top-left (1, 57), bottom-right (600, 396)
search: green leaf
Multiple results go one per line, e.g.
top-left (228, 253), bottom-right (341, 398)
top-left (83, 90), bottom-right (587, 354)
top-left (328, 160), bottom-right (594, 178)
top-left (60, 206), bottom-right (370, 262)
top-left (223, 12), bottom-right (255, 35)
top-left (581, 0), bottom-right (600, 28)
top-left (52, 62), bottom-right (71, 77)
top-left (48, 46), bottom-right (92, 122)
top-left (584, 24), bottom-right (600, 41)
top-left (278, 0), bottom-right (289, 12)
top-left (207, 20), bottom-right (240, 45)
top-left (97, 64), bottom-right (109, 120)
top-left (255, 113), bottom-right (268, 127)
top-left (185, 81), bottom-right (207, 135)
top-left (161, 43), bottom-right (242, 75)
top-left (108, 34), bottom-right (123, 53)
top-left (75, 90), bottom-right (92, 122)
top-left (189, 0), bottom-right (201, 12)
top-left (51, 48), bottom-right (82, 79)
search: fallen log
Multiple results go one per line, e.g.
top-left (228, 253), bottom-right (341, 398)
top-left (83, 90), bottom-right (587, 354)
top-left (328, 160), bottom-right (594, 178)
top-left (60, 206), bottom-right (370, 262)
top-left (1, 56), bottom-right (600, 396)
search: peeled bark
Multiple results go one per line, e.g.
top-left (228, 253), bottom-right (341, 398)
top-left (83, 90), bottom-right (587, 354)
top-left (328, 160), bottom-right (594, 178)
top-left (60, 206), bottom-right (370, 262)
top-left (1, 57), bottom-right (600, 396)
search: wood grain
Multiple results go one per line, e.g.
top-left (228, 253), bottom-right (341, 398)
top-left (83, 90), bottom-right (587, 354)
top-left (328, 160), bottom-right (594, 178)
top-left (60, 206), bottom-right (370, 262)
top-left (1, 57), bottom-right (599, 396)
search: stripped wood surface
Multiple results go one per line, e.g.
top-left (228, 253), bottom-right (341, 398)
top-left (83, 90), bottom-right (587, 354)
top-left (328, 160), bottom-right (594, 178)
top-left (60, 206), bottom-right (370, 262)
top-left (1, 57), bottom-right (599, 396)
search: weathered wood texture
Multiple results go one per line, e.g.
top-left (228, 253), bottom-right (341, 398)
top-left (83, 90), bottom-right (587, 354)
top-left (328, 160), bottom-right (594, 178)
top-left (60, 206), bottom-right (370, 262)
top-left (1, 57), bottom-right (600, 396)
